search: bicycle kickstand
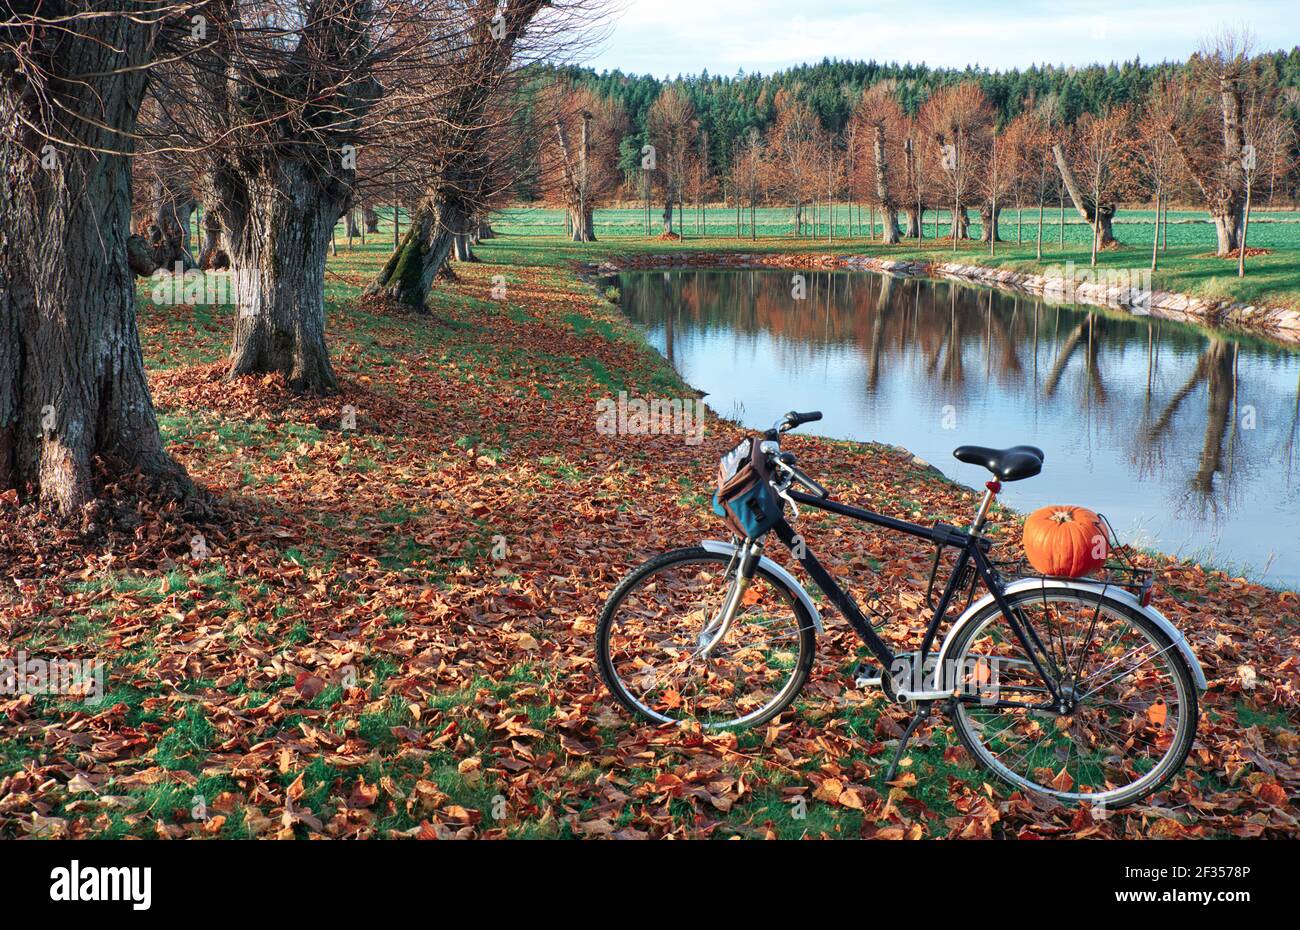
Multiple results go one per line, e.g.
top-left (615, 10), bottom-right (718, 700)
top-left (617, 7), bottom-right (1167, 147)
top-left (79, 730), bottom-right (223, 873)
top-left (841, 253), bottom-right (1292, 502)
top-left (882, 703), bottom-right (933, 785)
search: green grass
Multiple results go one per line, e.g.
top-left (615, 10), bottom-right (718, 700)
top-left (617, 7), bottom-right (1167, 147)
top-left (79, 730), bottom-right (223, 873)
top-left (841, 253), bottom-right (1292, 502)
top-left (485, 204), bottom-right (1300, 311)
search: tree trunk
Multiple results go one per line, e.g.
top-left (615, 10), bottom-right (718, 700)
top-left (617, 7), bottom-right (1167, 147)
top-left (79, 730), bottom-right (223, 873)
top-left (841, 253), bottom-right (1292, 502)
top-left (901, 208), bottom-right (921, 238)
top-left (662, 198), bottom-right (675, 234)
top-left (872, 125), bottom-right (901, 244)
top-left (1213, 208), bottom-right (1245, 257)
top-left (1151, 187), bottom-right (1161, 272)
top-left (1052, 143), bottom-right (1117, 248)
top-left (979, 203), bottom-right (1002, 243)
top-left (143, 178), bottom-right (198, 271)
top-left (216, 160), bottom-right (343, 394)
top-left (1036, 200), bottom-right (1044, 261)
top-left (364, 205), bottom-right (380, 234)
top-left (1166, 74), bottom-right (1247, 257)
top-left (367, 195), bottom-right (461, 309)
top-left (197, 205), bottom-right (230, 270)
top-left (952, 206), bottom-right (971, 241)
top-left (0, 6), bottom-right (189, 513)
top-left (568, 206), bottom-right (595, 241)
top-left (1238, 182), bottom-right (1252, 277)
top-left (452, 202), bottom-right (477, 261)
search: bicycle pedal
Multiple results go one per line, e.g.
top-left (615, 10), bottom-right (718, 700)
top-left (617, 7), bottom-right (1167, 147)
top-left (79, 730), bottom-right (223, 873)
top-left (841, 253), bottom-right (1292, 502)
top-left (852, 661), bottom-right (883, 689)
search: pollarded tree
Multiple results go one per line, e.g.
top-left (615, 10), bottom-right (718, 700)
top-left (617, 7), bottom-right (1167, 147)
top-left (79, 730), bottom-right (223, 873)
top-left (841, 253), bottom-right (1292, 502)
top-left (367, 0), bottom-right (590, 307)
top-left (1064, 105), bottom-right (1136, 265)
top-left (645, 84), bottom-right (697, 236)
top-left (1166, 31), bottom-right (1262, 257)
top-left (1053, 118), bottom-right (1123, 255)
top-left (0, 2), bottom-right (193, 514)
top-left (132, 117), bottom-right (199, 273)
top-left (848, 84), bottom-right (906, 244)
top-left (919, 82), bottom-right (992, 249)
top-left (166, 0), bottom-right (403, 394)
top-left (539, 83), bottom-right (627, 242)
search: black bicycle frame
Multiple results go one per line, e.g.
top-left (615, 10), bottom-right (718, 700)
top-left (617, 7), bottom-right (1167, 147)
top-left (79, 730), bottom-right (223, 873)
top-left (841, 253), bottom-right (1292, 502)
top-left (763, 489), bottom-right (1063, 701)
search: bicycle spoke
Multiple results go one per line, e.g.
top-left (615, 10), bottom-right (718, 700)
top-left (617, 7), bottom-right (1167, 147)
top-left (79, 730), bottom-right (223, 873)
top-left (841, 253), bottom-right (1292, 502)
top-left (604, 555), bottom-right (809, 728)
top-left (953, 591), bottom-right (1193, 807)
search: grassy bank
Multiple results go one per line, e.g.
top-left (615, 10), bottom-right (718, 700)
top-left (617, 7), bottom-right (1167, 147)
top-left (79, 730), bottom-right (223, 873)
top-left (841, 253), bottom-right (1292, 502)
top-left (0, 219), bottom-right (1295, 839)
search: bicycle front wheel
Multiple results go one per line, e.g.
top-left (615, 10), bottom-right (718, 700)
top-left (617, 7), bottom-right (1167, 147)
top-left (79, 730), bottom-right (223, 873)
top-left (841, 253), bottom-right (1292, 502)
top-left (596, 547), bottom-right (816, 729)
top-left (948, 587), bottom-right (1198, 808)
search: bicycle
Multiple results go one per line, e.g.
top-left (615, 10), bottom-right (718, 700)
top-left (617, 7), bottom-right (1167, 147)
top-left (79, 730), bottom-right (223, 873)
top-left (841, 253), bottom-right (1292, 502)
top-left (596, 411), bottom-right (1206, 807)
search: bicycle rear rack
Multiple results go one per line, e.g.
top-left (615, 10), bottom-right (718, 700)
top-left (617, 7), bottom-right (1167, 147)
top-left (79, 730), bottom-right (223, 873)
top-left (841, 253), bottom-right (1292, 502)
top-left (990, 513), bottom-right (1158, 606)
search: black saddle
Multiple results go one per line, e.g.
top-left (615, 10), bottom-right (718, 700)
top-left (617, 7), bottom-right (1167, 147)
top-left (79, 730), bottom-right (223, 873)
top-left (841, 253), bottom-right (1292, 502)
top-left (952, 444), bottom-right (1045, 481)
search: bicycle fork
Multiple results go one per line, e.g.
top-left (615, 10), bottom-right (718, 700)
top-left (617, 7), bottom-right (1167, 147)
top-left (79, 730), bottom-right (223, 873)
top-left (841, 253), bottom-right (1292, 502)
top-left (695, 539), bottom-right (764, 658)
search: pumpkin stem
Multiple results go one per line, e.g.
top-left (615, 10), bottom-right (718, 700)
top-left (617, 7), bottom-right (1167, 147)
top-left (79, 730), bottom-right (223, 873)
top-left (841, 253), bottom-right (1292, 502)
top-left (1050, 509), bottom-right (1075, 523)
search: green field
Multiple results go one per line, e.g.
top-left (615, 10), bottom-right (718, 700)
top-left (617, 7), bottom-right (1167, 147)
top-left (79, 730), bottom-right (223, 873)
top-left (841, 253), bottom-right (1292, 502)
top-left (494, 203), bottom-right (1300, 248)
top-left (473, 204), bottom-right (1300, 313)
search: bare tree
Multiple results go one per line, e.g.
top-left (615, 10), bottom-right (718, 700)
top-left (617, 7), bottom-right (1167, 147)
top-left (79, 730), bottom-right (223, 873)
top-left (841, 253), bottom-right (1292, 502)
top-left (1059, 106), bottom-right (1134, 264)
top-left (1166, 30), bottom-right (1257, 256)
top-left (367, 0), bottom-right (603, 307)
top-left (979, 123), bottom-right (1015, 254)
top-left (645, 84), bottom-right (697, 236)
top-left (920, 82), bottom-right (991, 251)
top-left (541, 83), bottom-right (626, 242)
top-left (1140, 78), bottom-right (1186, 271)
top-left (764, 91), bottom-right (825, 237)
top-left (849, 84), bottom-right (905, 244)
top-left (1238, 82), bottom-right (1285, 276)
top-left (161, 0), bottom-right (416, 393)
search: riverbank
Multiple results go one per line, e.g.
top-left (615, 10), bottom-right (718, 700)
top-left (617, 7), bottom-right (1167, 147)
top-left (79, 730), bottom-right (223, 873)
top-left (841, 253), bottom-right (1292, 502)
top-left (0, 232), bottom-right (1294, 839)
top-left (584, 250), bottom-right (1300, 347)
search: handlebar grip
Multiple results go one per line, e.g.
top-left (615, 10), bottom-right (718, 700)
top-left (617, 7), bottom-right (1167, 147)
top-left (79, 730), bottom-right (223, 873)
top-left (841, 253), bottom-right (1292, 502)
top-left (783, 410), bottom-right (823, 428)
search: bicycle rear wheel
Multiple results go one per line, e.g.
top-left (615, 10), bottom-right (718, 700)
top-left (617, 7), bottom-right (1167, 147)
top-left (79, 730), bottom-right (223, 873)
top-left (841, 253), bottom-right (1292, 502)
top-left (947, 587), bottom-right (1198, 808)
top-left (596, 547), bottom-right (816, 729)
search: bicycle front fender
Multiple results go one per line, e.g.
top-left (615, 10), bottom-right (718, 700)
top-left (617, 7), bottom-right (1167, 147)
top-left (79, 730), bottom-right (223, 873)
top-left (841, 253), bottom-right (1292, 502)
top-left (933, 577), bottom-right (1207, 691)
top-left (699, 539), bottom-right (825, 634)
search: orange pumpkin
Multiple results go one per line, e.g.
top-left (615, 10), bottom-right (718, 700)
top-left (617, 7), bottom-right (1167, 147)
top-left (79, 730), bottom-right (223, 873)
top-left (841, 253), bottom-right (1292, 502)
top-left (1022, 506), bottom-right (1109, 577)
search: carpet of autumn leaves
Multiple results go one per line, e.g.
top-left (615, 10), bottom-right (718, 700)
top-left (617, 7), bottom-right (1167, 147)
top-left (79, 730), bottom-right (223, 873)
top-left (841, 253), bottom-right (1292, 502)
top-left (0, 235), bottom-right (1296, 839)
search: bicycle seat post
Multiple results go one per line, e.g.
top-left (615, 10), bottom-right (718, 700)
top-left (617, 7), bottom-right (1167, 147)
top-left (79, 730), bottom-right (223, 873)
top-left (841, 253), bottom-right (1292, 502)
top-left (970, 480), bottom-right (1001, 533)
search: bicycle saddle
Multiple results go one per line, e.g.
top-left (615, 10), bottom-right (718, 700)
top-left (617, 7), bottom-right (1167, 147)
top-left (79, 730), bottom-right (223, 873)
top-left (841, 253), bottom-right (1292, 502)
top-left (952, 444), bottom-right (1045, 481)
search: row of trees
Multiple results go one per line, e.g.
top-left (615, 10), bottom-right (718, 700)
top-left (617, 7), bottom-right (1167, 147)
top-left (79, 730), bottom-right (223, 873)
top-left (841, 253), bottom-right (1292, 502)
top-left (546, 48), bottom-right (1300, 204)
top-left (2, 1), bottom-right (606, 514)
top-left (549, 34), bottom-right (1296, 271)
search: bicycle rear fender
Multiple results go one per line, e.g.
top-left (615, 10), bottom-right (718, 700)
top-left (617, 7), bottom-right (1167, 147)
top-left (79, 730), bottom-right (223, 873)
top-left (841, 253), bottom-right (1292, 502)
top-left (933, 577), bottom-right (1207, 691)
top-left (699, 540), bottom-right (825, 634)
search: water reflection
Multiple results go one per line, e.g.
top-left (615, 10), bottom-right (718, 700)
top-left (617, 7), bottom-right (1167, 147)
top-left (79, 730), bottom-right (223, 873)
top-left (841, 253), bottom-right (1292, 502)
top-left (620, 269), bottom-right (1300, 588)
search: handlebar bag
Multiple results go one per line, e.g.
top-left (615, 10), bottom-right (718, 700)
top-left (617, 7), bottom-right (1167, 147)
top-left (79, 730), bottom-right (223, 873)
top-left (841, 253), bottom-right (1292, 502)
top-left (712, 437), bottom-right (784, 539)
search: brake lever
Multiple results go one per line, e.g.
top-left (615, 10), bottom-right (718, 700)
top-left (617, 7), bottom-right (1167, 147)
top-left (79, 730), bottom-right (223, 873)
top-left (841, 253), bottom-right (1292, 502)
top-left (772, 476), bottom-right (800, 520)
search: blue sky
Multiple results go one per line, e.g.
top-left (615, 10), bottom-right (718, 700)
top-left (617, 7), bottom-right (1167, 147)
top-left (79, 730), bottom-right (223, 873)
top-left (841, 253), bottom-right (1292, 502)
top-left (582, 0), bottom-right (1298, 77)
